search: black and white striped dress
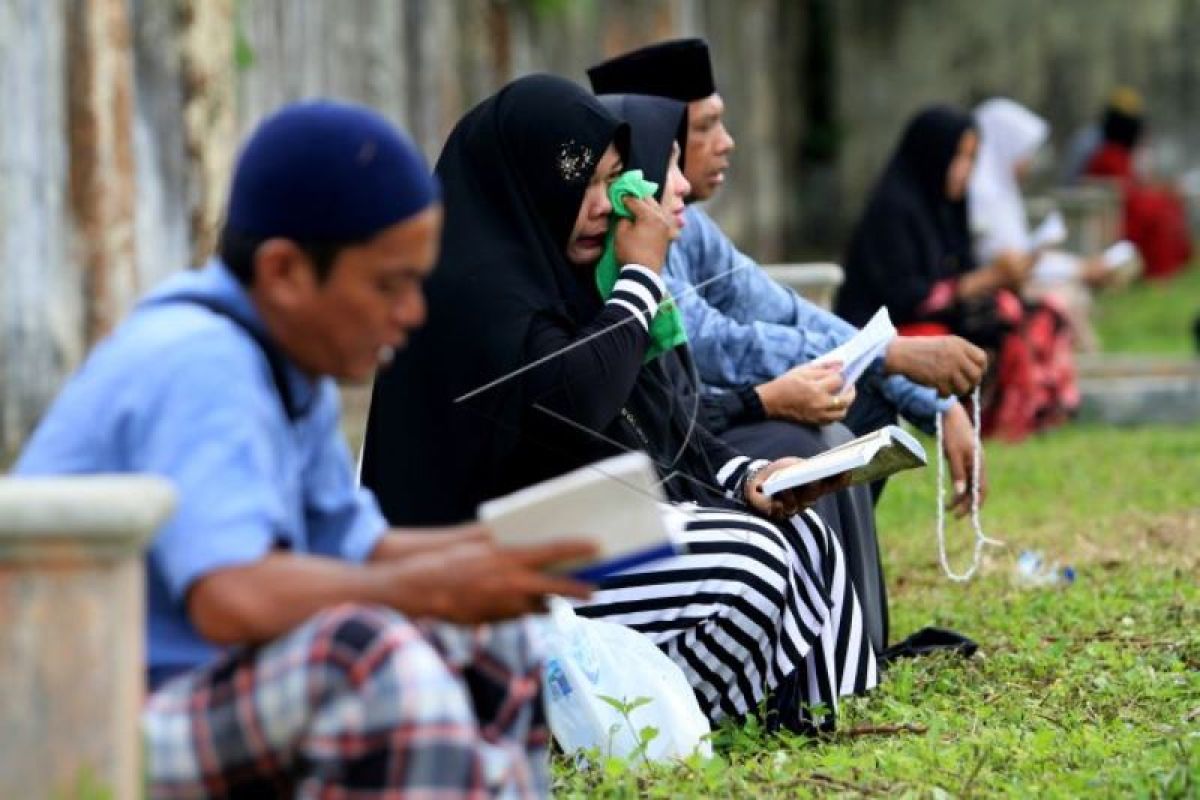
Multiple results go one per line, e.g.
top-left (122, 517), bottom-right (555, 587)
top-left (575, 456), bottom-right (878, 733)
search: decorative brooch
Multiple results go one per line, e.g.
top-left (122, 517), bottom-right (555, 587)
top-left (556, 139), bottom-right (595, 184)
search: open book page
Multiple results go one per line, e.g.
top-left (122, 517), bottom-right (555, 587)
top-left (812, 307), bottom-right (897, 388)
top-left (476, 451), bottom-right (680, 580)
top-left (760, 425), bottom-right (927, 496)
top-left (1029, 210), bottom-right (1068, 250)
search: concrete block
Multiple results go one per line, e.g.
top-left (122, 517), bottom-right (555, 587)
top-left (0, 476), bottom-right (175, 800)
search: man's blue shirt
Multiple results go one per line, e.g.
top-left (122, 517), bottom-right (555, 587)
top-left (665, 205), bottom-right (953, 432)
top-left (15, 261), bottom-right (388, 679)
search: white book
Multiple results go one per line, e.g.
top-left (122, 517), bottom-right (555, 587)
top-left (760, 425), bottom-right (927, 497)
top-left (1029, 210), bottom-right (1068, 250)
top-left (477, 451), bottom-right (679, 581)
top-left (812, 306), bottom-right (897, 388)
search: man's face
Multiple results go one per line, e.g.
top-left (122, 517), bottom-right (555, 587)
top-left (256, 205), bottom-right (443, 382)
top-left (565, 144), bottom-right (623, 266)
top-left (684, 93), bottom-right (736, 202)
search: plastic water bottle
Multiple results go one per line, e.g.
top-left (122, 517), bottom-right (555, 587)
top-left (1014, 550), bottom-right (1076, 588)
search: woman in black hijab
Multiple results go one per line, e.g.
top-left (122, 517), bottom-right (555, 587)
top-left (837, 105), bottom-right (1078, 439)
top-left (837, 106), bottom-right (988, 331)
top-left (362, 76), bottom-right (876, 733)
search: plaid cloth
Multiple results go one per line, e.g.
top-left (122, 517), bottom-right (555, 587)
top-left (143, 604), bottom-right (549, 799)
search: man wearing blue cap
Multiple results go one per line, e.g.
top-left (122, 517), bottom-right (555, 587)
top-left (16, 101), bottom-right (593, 798)
top-left (587, 39), bottom-right (990, 511)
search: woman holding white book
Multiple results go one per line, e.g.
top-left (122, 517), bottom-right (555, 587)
top-left (838, 104), bottom-right (1078, 441)
top-left (362, 76), bottom-right (877, 734)
top-left (969, 97), bottom-right (1115, 353)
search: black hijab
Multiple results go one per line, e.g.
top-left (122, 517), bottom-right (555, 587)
top-left (836, 105), bottom-right (977, 327)
top-left (597, 93), bottom-right (688, 192)
top-left (361, 75), bottom-right (629, 525)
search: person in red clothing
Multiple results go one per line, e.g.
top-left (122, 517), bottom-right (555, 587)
top-left (1085, 88), bottom-right (1193, 279)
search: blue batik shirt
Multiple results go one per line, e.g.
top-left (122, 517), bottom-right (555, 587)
top-left (15, 260), bottom-right (388, 684)
top-left (665, 205), bottom-right (954, 433)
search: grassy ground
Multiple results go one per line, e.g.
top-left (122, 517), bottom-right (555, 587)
top-left (555, 268), bottom-right (1200, 797)
top-left (1093, 265), bottom-right (1200, 355)
top-left (554, 425), bottom-right (1199, 797)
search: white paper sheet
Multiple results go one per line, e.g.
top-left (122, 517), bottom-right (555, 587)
top-left (812, 306), bottom-right (897, 388)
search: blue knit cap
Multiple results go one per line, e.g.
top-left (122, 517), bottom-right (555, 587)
top-left (225, 100), bottom-right (439, 241)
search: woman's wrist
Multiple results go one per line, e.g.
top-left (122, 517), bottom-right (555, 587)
top-left (956, 267), bottom-right (997, 300)
top-left (740, 459), bottom-right (772, 502)
top-left (609, 265), bottom-right (666, 329)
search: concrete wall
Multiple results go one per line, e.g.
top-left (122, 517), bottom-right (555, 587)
top-left (3, 0), bottom-right (1200, 457)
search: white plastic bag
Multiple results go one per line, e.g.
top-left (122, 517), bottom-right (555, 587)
top-left (539, 597), bottom-right (712, 763)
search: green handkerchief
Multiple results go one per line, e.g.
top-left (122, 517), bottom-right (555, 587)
top-left (594, 169), bottom-right (688, 362)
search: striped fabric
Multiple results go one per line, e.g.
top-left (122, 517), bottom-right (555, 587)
top-left (608, 264), bottom-right (666, 330)
top-left (143, 605), bottom-right (548, 799)
top-left (576, 504), bottom-right (878, 733)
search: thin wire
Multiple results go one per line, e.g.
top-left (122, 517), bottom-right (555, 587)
top-left (531, 402), bottom-right (747, 510)
top-left (453, 260), bottom-right (752, 404)
top-left (442, 394), bottom-right (704, 518)
top-left (450, 260), bottom-right (747, 514)
top-left (935, 386), bottom-right (1005, 582)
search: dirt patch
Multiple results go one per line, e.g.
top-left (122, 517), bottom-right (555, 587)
top-left (1073, 510), bottom-right (1200, 570)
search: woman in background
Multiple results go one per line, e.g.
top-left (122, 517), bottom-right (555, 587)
top-left (969, 97), bottom-right (1110, 352)
top-left (837, 105), bottom-right (1077, 440)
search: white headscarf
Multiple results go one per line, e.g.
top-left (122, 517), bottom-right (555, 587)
top-left (969, 98), bottom-right (1050, 263)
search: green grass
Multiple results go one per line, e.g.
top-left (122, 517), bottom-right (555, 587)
top-left (1093, 265), bottom-right (1200, 355)
top-left (554, 425), bottom-right (1200, 797)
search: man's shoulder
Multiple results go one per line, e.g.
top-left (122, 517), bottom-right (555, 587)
top-left (15, 305), bottom-right (269, 475)
top-left (670, 205), bottom-right (729, 277)
top-left (117, 302), bottom-right (269, 379)
top-left (681, 204), bottom-right (722, 239)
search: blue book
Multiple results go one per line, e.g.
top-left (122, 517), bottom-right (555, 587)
top-left (477, 452), bottom-right (679, 581)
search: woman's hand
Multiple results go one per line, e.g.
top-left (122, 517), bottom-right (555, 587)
top-left (1079, 256), bottom-right (1113, 289)
top-left (743, 457), bottom-right (852, 519)
top-left (992, 248), bottom-right (1036, 289)
top-left (754, 362), bottom-right (855, 425)
top-left (615, 196), bottom-right (674, 273)
top-left (956, 249), bottom-right (1035, 300)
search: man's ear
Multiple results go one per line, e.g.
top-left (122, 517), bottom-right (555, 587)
top-left (252, 238), bottom-right (317, 309)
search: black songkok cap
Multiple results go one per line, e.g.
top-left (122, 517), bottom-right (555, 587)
top-left (587, 38), bottom-right (716, 102)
